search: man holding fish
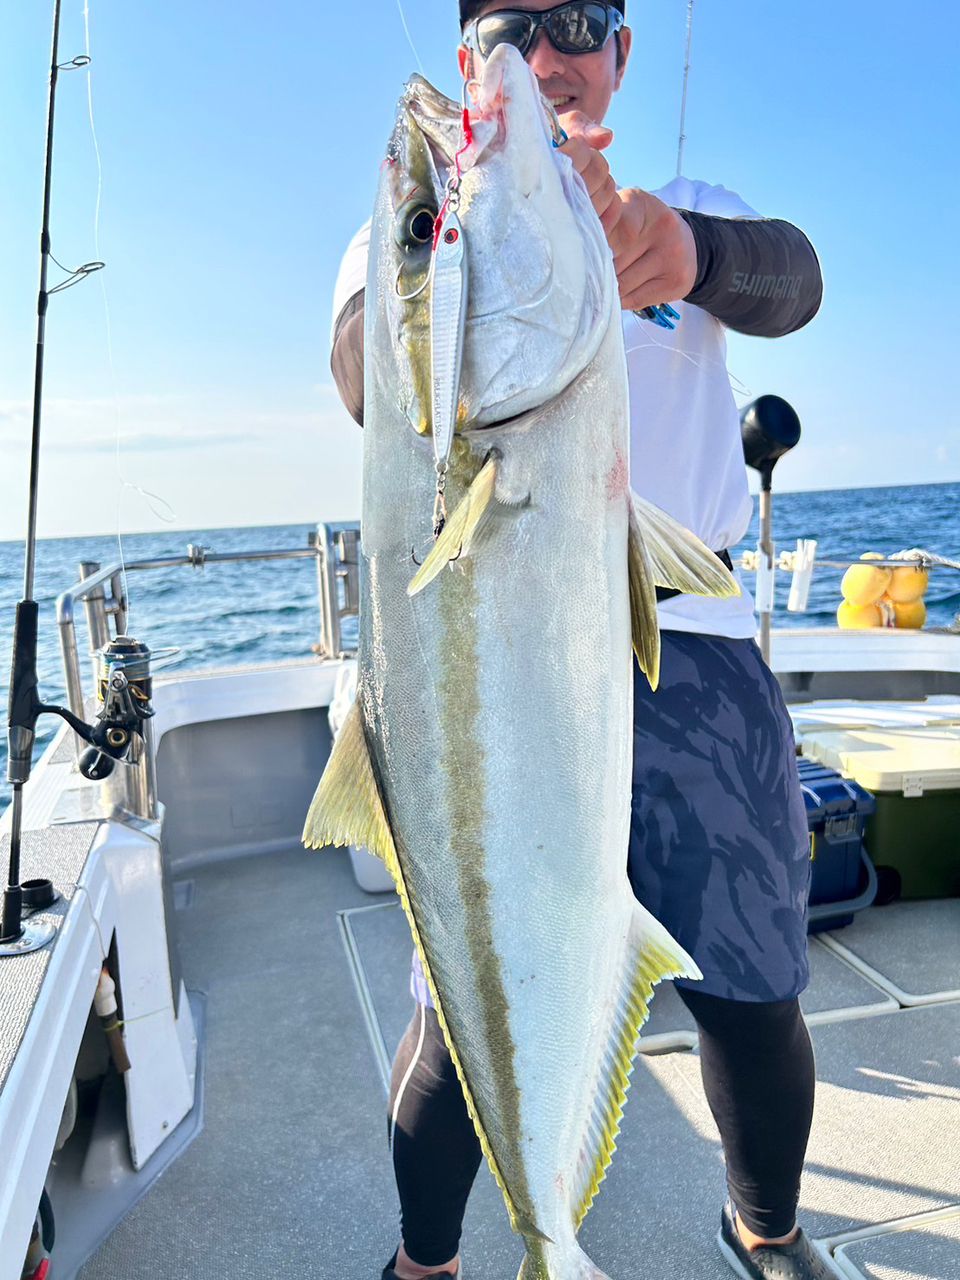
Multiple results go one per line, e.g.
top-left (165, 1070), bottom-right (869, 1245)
top-left (321, 3), bottom-right (826, 1278)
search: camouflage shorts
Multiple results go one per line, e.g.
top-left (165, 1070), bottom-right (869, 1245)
top-left (411, 631), bottom-right (810, 1007)
top-left (627, 631), bottom-right (811, 1002)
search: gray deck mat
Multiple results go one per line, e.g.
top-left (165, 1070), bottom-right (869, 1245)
top-left (822, 900), bottom-right (960, 1001)
top-left (802, 937), bottom-right (898, 1021)
top-left (79, 844), bottom-right (404, 1280)
top-left (640, 1007), bottom-right (960, 1229)
top-left (0, 821), bottom-right (99, 1091)
top-left (344, 901), bottom-right (897, 1060)
top-left (77, 848), bottom-right (960, 1280)
top-left (833, 1212), bottom-right (960, 1279)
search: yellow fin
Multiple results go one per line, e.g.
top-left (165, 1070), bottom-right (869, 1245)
top-left (407, 454), bottom-right (498, 597)
top-left (627, 502), bottom-right (661, 691)
top-left (303, 686), bottom-right (528, 1242)
top-left (375, 810), bottom-right (530, 1246)
top-left (631, 490), bottom-right (741, 599)
top-left (572, 907), bottom-right (701, 1230)
top-left (301, 695), bottom-right (394, 861)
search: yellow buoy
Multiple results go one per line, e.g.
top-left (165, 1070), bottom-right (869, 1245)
top-left (840, 552), bottom-right (892, 607)
top-left (891, 597), bottom-right (926, 629)
top-left (886, 564), bottom-right (929, 603)
top-left (837, 600), bottom-right (883, 629)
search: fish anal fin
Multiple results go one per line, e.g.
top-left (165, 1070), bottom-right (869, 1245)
top-left (302, 681), bottom-right (529, 1242)
top-left (627, 503), bottom-right (661, 691)
top-left (572, 907), bottom-right (701, 1230)
top-left (408, 454), bottom-right (499, 596)
top-left (301, 695), bottom-right (395, 863)
top-left (631, 490), bottom-right (741, 599)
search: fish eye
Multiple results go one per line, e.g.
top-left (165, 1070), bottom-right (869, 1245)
top-left (405, 205), bottom-right (436, 246)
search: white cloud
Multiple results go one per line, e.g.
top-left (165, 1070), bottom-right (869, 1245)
top-left (0, 388), bottom-right (363, 540)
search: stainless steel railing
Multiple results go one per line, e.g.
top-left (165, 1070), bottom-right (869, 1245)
top-left (55, 522), bottom-right (360, 819)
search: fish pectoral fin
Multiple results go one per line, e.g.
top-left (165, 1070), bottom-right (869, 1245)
top-left (627, 503), bottom-right (661, 691)
top-left (407, 454), bottom-right (499, 596)
top-left (301, 694), bottom-right (396, 864)
top-left (631, 490), bottom-right (741, 600)
top-left (572, 907), bottom-right (701, 1231)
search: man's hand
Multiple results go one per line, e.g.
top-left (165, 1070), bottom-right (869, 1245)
top-left (608, 188), bottom-right (698, 313)
top-left (557, 112), bottom-right (622, 235)
top-left (558, 112), bottom-right (698, 312)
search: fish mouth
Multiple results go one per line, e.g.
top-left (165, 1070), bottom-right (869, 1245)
top-left (405, 58), bottom-right (563, 174)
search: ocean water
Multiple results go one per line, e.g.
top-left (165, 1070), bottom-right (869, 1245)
top-left (1, 481), bottom-right (959, 811)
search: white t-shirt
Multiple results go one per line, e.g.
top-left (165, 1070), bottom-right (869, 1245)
top-left (332, 177), bottom-right (759, 640)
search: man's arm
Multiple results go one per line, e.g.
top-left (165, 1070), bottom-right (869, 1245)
top-left (674, 210), bottom-right (822, 338)
top-left (558, 115), bottom-right (822, 338)
top-left (331, 290), bottom-right (365, 426)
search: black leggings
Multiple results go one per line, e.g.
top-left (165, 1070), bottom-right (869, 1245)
top-left (387, 990), bottom-right (815, 1265)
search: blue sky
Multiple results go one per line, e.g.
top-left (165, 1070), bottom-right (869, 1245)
top-left (2, 0), bottom-right (958, 540)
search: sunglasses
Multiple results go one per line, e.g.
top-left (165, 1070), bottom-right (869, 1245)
top-left (464, 2), bottom-right (624, 60)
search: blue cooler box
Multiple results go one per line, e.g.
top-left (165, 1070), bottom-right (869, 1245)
top-left (797, 757), bottom-right (877, 933)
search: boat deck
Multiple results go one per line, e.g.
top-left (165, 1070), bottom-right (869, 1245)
top-left (76, 841), bottom-right (960, 1280)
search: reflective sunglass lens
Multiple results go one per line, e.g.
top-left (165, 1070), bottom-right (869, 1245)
top-left (476, 13), bottom-right (535, 59)
top-left (548, 4), bottom-right (608, 52)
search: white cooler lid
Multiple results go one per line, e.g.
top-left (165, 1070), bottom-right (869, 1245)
top-left (801, 725), bottom-right (960, 796)
top-left (790, 696), bottom-right (960, 741)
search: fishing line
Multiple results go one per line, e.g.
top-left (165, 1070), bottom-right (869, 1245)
top-left (81, 0), bottom-right (176, 636)
top-left (395, 0), bottom-right (426, 76)
top-left (624, 313), bottom-right (752, 399)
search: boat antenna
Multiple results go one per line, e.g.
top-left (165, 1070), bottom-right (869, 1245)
top-left (2, 0), bottom-right (146, 956)
top-left (676, 0), bottom-right (695, 177)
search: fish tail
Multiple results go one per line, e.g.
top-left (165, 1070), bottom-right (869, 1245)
top-left (517, 1239), bottom-right (610, 1280)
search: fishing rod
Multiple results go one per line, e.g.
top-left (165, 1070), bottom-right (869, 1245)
top-left (2, 0), bottom-right (154, 956)
top-left (676, 0), bottom-right (695, 177)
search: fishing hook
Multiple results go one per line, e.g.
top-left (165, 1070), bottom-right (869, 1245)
top-left (396, 262), bottom-right (431, 301)
top-left (409, 541), bottom-right (464, 568)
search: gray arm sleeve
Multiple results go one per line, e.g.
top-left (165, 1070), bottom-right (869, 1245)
top-left (331, 290), bottom-right (365, 426)
top-left (675, 210), bottom-right (823, 338)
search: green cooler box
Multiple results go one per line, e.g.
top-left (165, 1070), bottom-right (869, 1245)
top-left (800, 725), bottom-right (960, 901)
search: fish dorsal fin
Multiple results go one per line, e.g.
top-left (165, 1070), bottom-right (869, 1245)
top-left (301, 694), bottom-right (395, 861)
top-left (627, 503), bottom-right (661, 691)
top-left (631, 491), bottom-right (741, 599)
top-left (571, 906), bottom-right (701, 1230)
top-left (408, 454), bottom-right (499, 597)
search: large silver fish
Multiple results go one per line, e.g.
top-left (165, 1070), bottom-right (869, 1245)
top-left (305, 45), bottom-right (738, 1280)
